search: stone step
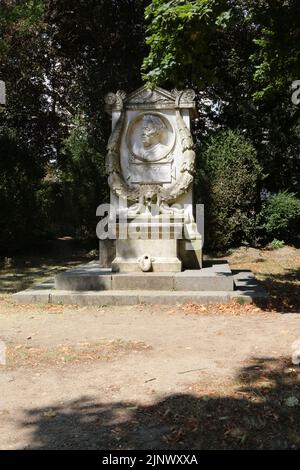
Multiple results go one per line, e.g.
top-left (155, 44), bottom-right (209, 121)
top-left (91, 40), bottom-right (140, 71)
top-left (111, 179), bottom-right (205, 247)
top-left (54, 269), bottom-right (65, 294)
top-left (12, 270), bottom-right (268, 306)
top-left (54, 262), bottom-right (234, 292)
top-left (12, 285), bottom-right (267, 306)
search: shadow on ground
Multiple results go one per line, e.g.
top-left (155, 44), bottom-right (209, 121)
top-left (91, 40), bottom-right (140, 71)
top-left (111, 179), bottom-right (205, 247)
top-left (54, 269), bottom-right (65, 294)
top-left (0, 238), bottom-right (97, 293)
top-left (20, 357), bottom-right (300, 450)
top-left (253, 268), bottom-right (300, 313)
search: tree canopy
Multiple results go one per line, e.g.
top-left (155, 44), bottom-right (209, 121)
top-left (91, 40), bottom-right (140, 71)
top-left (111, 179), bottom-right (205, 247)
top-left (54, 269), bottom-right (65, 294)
top-left (0, 0), bottom-right (299, 252)
top-left (143, 0), bottom-right (300, 195)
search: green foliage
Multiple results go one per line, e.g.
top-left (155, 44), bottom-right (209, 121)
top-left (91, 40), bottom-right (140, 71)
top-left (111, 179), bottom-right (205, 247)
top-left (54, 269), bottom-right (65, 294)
top-left (249, 0), bottom-right (300, 101)
top-left (59, 116), bottom-right (108, 238)
top-left (143, 0), bottom-right (300, 98)
top-left (143, 0), bottom-right (300, 199)
top-left (0, 0), bottom-right (45, 55)
top-left (0, 127), bottom-right (45, 253)
top-left (142, 0), bottom-right (228, 87)
top-left (268, 239), bottom-right (285, 250)
top-left (198, 130), bottom-right (263, 251)
top-left (25, 116), bottom-right (109, 241)
top-left (260, 192), bottom-right (300, 242)
top-left (0, 0), bottom-right (147, 251)
top-left (0, 0), bottom-right (299, 253)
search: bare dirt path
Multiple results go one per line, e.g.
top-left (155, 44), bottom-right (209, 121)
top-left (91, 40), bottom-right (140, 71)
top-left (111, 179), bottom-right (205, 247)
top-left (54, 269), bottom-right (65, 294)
top-left (0, 244), bottom-right (299, 449)
top-left (0, 300), bottom-right (299, 450)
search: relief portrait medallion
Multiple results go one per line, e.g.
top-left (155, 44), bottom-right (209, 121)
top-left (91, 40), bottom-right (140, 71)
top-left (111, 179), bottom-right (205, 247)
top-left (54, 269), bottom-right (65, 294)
top-left (127, 113), bottom-right (175, 163)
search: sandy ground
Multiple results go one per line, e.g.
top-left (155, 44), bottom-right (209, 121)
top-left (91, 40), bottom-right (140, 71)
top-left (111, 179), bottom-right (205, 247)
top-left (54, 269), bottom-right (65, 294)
top-left (0, 301), bottom-right (300, 449)
top-left (0, 244), bottom-right (299, 449)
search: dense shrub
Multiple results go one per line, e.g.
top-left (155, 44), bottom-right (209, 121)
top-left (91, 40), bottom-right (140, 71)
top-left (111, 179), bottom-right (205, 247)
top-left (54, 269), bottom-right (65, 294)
top-left (0, 128), bottom-right (45, 253)
top-left (0, 118), bottom-right (109, 253)
top-left (197, 129), bottom-right (263, 251)
top-left (59, 117), bottom-right (108, 238)
top-left (22, 117), bottom-right (110, 242)
top-left (260, 191), bottom-right (300, 242)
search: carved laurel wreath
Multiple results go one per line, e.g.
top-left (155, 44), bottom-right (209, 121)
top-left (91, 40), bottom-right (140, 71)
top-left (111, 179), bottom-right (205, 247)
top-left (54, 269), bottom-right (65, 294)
top-left (104, 89), bottom-right (196, 204)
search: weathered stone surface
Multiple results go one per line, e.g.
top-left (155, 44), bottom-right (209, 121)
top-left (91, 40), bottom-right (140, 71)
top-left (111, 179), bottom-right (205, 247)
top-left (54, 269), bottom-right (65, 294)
top-left (13, 261), bottom-right (267, 305)
top-left (12, 290), bottom-right (51, 304)
top-left (55, 273), bottom-right (111, 291)
top-left (13, 281), bottom-right (267, 306)
top-left (138, 291), bottom-right (231, 305)
top-left (99, 239), bottom-right (116, 268)
top-left (112, 273), bottom-right (174, 290)
top-left (50, 291), bottom-right (139, 306)
top-left (103, 85), bottom-right (200, 272)
top-left (55, 263), bottom-right (112, 291)
top-left (178, 239), bottom-right (202, 270)
top-left (232, 270), bottom-right (268, 300)
top-left (130, 162), bottom-right (172, 184)
top-left (112, 239), bottom-right (181, 273)
top-left (53, 261), bottom-right (233, 290)
top-left (174, 263), bottom-right (234, 291)
top-left (111, 258), bottom-right (182, 273)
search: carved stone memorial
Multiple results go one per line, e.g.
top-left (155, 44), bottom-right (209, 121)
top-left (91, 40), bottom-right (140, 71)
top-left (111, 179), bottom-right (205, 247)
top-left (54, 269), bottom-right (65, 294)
top-left (103, 86), bottom-right (202, 272)
top-left (13, 87), bottom-right (268, 304)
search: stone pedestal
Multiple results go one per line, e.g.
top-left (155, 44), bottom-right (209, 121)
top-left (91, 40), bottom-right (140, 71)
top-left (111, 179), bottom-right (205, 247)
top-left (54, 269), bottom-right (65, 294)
top-left (112, 239), bottom-right (182, 272)
top-left (111, 215), bottom-right (186, 272)
top-left (55, 261), bottom-right (234, 291)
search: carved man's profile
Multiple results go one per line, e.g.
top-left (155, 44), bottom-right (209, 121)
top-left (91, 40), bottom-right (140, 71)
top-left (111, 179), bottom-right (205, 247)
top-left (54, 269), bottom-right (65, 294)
top-left (130, 113), bottom-right (171, 162)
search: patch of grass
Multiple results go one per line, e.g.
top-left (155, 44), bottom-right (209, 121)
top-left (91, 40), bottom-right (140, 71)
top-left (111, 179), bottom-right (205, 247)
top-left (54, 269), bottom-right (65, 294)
top-left (268, 239), bottom-right (285, 250)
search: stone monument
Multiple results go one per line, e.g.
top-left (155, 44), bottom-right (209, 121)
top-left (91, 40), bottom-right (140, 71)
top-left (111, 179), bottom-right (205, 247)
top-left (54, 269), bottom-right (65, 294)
top-left (13, 85), bottom-right (268, 305)
top-left (101, 85), bottom-right (202, 272)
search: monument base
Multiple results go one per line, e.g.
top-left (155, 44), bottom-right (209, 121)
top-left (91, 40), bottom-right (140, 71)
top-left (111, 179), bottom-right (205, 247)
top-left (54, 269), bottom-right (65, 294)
top-left (108, 217), bottom-right (201, 273)
top-left (111, 257), bottom-right (182, 273)
top-left (99, 239), bottom-right (115, 268)
top-left (12, 260), bottom-right (268, 305)
top-left (54, 261), bottom-right (233, 291)
top-left (112, 238), bottom-right (182, 273)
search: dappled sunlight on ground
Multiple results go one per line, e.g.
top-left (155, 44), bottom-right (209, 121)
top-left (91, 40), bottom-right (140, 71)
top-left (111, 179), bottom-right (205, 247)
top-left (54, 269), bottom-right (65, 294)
top-left (0, 239), bottom-right (97, 293)
top-left (225, 246), bottom-right (300, 313)
top-left (9, 357), bottom-right (300, 450)
top-left (0, 243), bottom-right (299, 449)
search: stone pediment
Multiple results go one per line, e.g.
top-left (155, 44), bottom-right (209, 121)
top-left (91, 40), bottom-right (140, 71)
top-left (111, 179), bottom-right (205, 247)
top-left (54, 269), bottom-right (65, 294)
top-left (105, 85), bottom-right (196, 115)
top-left (126, 85), bottom-right (176, 105)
